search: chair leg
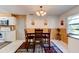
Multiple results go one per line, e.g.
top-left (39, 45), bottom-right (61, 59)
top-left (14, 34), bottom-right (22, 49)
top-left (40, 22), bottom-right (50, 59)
top-left (33, 48), bottom-right (35, 52)
top-left (27, 48), bottom-right (28, 52)
top-left (33, 43), bottom-right (35, 52)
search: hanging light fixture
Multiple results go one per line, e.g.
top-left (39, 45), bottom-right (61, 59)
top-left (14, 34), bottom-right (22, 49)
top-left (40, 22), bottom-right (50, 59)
top-left (36, 6), bottom-right (46, 16)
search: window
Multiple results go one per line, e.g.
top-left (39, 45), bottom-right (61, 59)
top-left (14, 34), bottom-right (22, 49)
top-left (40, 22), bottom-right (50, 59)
top-left (68, 14), bottom-right (79, 39)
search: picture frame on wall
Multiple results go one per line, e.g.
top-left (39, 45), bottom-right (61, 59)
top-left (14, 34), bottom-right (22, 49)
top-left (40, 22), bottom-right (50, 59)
top-left (61, 20), bottom-right (64, 25)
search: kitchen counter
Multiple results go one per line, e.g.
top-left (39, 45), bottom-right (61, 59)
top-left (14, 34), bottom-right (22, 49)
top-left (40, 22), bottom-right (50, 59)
top-left (0, 40), bottom-right (25, 53)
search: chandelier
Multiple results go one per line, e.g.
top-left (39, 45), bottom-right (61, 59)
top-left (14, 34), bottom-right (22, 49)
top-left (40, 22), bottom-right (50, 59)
top-left (36, 6), bottom-right (46, 16)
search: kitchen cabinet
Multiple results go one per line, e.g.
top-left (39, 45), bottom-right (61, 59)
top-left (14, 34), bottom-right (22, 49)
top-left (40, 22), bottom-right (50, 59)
top-left (0, 17), bottom-right (16, 42)
top-left (8, 17), bottom-right (16, 25)
top-left (0, 17), bottom-right (16, 25)
top-left (5, 31), bottom-right (16, 41)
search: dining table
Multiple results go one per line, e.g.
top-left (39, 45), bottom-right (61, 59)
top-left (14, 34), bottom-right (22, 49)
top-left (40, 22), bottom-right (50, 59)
top-left (25, 32), bottom-right (50, 51)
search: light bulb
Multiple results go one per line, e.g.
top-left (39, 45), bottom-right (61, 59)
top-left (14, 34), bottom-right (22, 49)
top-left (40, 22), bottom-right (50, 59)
top-left (36, 11), bottom-right (40, 16)
top-left (40, 10), bottom-right (44, 14)
top-left (41, 12), bottom-right (46, 16)
top-left (41, 13), bottom-right (45, 16)
top-left (44, 12), bottom-right (46, 15)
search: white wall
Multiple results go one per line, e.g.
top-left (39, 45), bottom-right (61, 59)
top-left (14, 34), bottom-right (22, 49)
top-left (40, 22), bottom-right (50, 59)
top-left (60, 6), bottom-right (79, 17)
top-left (68, 37), bottom-right (79, 53)
top-left (59, 6), bottom-right (79, 29)
top-left (60, 6), bottom-right (79, 53)
top-left (26, 15), bottom-right (59, 29)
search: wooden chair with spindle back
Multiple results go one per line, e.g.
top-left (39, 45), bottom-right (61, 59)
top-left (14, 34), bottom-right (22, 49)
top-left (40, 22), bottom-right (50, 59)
top-left (24, 29), bottom-right (35, 52)
top-left (35, 29), bottom-right (43, 47)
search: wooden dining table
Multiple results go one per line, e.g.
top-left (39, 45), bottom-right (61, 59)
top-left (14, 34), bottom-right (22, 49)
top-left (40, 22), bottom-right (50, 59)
top-left (25, 32), bottom-right (50, 51)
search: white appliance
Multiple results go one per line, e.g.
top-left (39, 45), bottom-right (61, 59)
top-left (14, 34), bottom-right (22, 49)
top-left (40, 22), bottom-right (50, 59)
top-left (0, 31), bottom-right (5, 42)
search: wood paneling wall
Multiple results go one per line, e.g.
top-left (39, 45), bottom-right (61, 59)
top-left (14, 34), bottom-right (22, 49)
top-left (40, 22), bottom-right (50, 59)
top-left (51, 28), bottom-right (68, 44)
top-left (51, 29), bottom-right (57, 39)
top-left (60, 28), bottom-right (68, 44)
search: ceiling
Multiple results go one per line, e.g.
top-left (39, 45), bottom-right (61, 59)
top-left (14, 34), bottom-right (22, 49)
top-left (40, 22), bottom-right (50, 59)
top-left (0, 5), bottom-right (76, 16)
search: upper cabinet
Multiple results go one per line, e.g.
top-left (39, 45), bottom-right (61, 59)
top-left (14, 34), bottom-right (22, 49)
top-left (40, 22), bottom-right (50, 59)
top-left (0, 17), bottom-right (16, 25)
top-left (0, 17), bottom-right (16, 31)
top-left (8, 17), bottom-right (16, 25)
